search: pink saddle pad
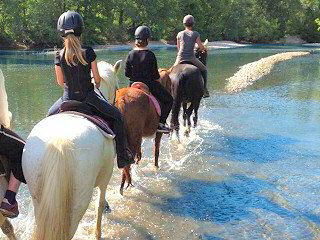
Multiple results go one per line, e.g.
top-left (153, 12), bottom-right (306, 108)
top-left (131, 82), bottom-right (161, 116)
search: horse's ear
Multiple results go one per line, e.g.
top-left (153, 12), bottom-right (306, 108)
top-left (113, 60), bottom-right (122, 75)
top-left (204, 39), bottom-right (208, 47)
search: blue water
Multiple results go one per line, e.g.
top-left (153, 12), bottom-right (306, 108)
top-left (0, 45), bottom-right (319, 239)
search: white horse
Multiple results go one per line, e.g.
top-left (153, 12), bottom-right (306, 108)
top-left (0, 69), bottom-right (17, 240)
top-left (21, 61), bottom-right (123, 240)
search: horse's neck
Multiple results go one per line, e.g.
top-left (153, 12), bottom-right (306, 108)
top-left (99, 81), bottom-right (115, 104)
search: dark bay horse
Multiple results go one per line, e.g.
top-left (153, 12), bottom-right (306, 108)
top-left (115, 70), bottom-right (171, 176)
top-left (164, 47), bottom-right (208, 137)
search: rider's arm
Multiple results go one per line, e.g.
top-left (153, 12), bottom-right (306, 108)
top-left (54, 51), bottom-right (64, 87)
top-left (55, 65), bottom-right (64, 87)
top-left (91, 60), bottom-right (101, 88)
top-left (196, 36), bottom-right (207, 51)
top-left (151, 52), bottom-right (160, 80)
top-left (176, 38), bottom-right (180, 51)
top-left (124, 55), bottom-right (132, 78)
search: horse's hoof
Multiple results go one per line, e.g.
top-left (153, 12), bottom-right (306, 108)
top-left (126, 182), bottom-right (134, 190)
top-left (120, 187), bottom-right (124, 196)
top-left (104, 200), bottom-right (112, 213)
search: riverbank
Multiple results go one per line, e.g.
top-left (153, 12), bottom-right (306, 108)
top-left (1, 36), bottom-right (320, 51)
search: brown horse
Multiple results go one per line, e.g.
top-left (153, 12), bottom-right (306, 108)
top-left (115, 70), bottom-right (171, 188)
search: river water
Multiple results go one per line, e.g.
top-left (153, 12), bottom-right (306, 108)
top-left (0, 44), bottom-right (319, 239)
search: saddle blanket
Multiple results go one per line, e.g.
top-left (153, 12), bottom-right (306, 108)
top-left (61, 111), bottom-right (115, 139)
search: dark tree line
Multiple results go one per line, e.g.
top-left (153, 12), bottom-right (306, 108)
top-left (0, 0), bottom-right (319, 49)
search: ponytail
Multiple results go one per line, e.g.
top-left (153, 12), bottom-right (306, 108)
top-left (63, 34), bottom-right (87, 66)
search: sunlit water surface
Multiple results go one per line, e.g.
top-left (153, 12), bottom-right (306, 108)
top-left (0, 44), bottom-right (319, 239)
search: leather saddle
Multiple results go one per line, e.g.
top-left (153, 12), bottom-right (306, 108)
top-left (58, 100), bottom-right (115, 138)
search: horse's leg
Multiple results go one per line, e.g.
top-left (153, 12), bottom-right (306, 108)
top-left (120, 164), bottom-right (132, 195)
top-left (154, 132), bottom-right (163, 168)
top-left (192, 99), bottom-right (201, 128)
top-left (95, 186), bottom-right (107, 240)
top-left (0, 214), bottom-right (16, 240)
top-left (171, 93), bottom-right (183, 136)
top-left (184, 102), bottom-right (195, 136)
top-left (182, 101), bottom-right (187, 127)
top-left (135, 138), bottom-right (142, 164)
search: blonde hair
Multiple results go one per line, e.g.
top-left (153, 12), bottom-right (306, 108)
top-left (63, 34), bottom-right (87, 66)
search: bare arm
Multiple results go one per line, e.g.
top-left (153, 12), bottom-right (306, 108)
top-left (176, 38), bottom-right (180, 51)
top-left (91, 60), bottom-right (101, 88)
top-left (55, 65), bottom-right (64, 87)
top-left (196, 36), bottom-right (207, 51)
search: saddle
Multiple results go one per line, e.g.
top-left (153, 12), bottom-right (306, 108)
top-left (131, 82), bottom-right (161, 116)
top-left (58, 100), bottom-right (115, 139)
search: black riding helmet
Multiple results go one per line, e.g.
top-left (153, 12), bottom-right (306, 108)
top-left (135, 26), bottom-right (151, 40)
top-left (57, 11), bottom-right (84, 37)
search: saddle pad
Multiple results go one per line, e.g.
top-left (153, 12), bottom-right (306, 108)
top-left (131, 82), bottom-right (161, 116)
top-left (60, 111), bottom-right (115, 139)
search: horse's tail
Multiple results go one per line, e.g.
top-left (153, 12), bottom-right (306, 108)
top-left (33, 138), bottom-right (74, 240)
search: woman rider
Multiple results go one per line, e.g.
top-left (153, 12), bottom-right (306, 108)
top-left (48, 11), bottom-right (134, 168)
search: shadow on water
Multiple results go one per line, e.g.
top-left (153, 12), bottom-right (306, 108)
top-left (124, 173), bottom-right (314, 239)
top-left (153, 174), bottom-right (293, 223)
top-left (219, 134), bottom-right (298, 163)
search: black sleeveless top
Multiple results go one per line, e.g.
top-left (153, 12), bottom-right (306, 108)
top-left (55, 46), bottom-right (96, 101)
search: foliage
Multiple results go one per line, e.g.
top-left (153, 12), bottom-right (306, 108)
top-left (0, 0), bottom-right (319, 48)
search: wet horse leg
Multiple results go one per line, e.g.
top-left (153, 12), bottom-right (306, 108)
top-left (154, 132), bottom-right (163, 168)
top-left (0, 215), bottom-right (16, 240)
top-left (184, 102), bottom-right (194, 134)
top-left (120, 165), bottom-right (132, 195)
top-left (191, 99), bottom-right (201, 128)
top-left (171, 92), bottom-right (183, 136)
top-left (182, 101), bottom-right (187, 127)
top-left (95, 186), bottom-right (107, 239)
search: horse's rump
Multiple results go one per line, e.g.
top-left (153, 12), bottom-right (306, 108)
top-left (116, 87), bottom-right (159, 137)
top-left (170, 64), bottom-right (204, 101)
top-left (22, 113), bottom-right (115, 239)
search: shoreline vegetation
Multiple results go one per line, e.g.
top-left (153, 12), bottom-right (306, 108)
top-left (1, 36), bottom-right (319, 52)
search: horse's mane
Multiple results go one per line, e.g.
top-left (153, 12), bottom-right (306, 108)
top-left (96, 61), bottom-right (120, 103)
top-left (0, 69), bottom-right (11, 128)
top-left (158, 68), bottom-right (172, 95)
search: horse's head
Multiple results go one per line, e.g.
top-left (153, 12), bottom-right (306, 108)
top-left (195, 39), bottom-right (208, 66)
top-left (96, 60), bottom-right (122, 104)
top-left (0, 69), bottom-right (12, 129)
top-left (158, 68), bottom-right (172, 95)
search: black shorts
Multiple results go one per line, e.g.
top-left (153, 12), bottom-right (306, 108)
top-left (0, 125), bottom-right (26, 183)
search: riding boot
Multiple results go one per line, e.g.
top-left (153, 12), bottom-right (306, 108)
top-left (112, 119), bottom-right (135, 168)
top-left (84, 92), bottom-right (135, 168)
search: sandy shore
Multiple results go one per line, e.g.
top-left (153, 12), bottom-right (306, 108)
top-left (225, 51), bottom-right (310, 93)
